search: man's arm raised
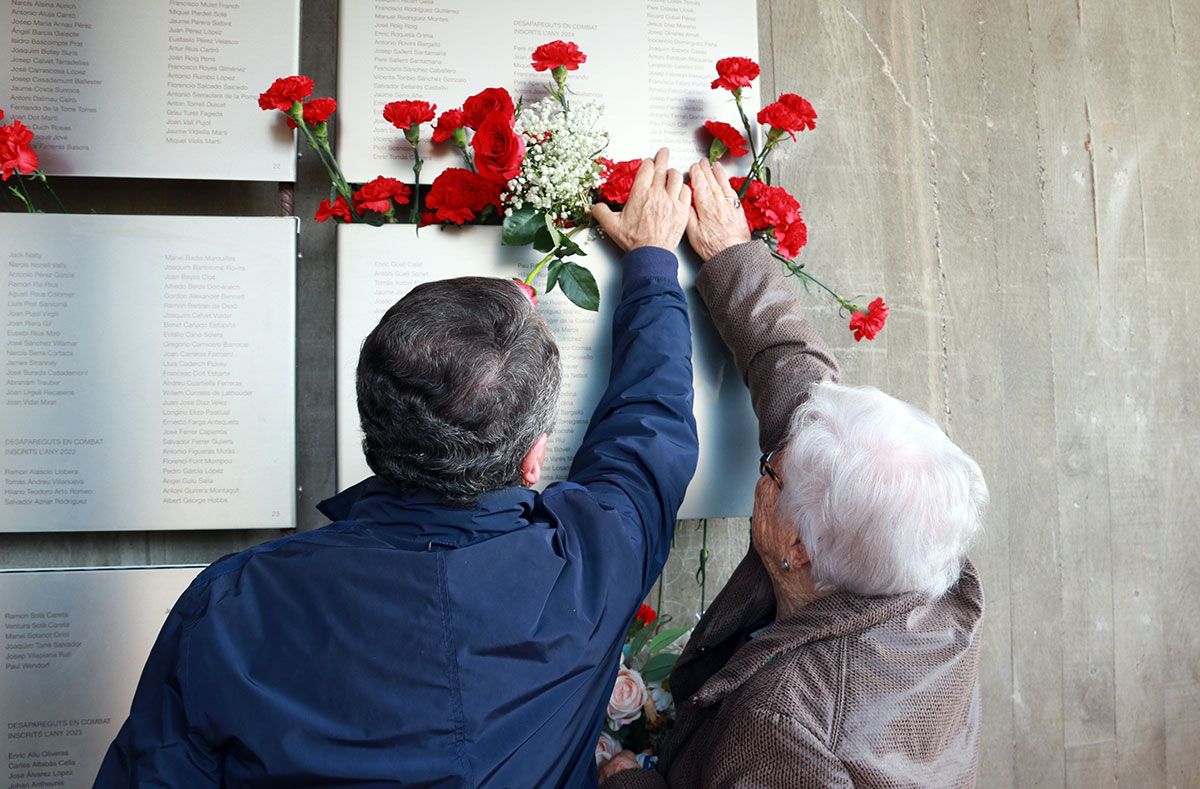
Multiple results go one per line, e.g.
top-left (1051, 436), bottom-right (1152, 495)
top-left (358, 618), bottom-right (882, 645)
top-left (566, 149), bottom-right (698, 594)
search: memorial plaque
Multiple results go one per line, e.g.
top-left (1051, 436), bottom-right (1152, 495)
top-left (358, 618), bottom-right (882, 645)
top-left (0, 565), bottom-right (203, 789)
top-left (336, 0), bottom-right (760, 182)
top-left (0, 0), bottom-right (300, 180)
top-left (336, 225), bottom-right (759, 519)
top-left (1, 214), bottom-right (297, 532)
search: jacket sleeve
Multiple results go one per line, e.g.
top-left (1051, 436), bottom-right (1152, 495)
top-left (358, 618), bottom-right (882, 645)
top-left (603, 767), bottom-right (670, 789)
top-left (567, 246), bottom-right (699, 593)
top-left (701, 708), bottom-right (853, 788)
top-left (695, 241), bottom-right (840, 453)
top-left (93, 585), bottom-right (220, 787)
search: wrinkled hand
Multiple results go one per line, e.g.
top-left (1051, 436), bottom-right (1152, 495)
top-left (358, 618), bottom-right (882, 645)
top-left (592, 148), bottom-right (691, 253)
top-left (598, 750), bottom-right (641, 784)
top-left (686, 159), bottom-right (751, 262)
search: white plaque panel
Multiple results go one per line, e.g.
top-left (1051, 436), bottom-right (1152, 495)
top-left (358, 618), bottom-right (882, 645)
top-left (1, 214), bottom-right (297, 532)
top-left (336, 0), bottom-right (760, 182)
top-left (336, 225), bottom-right (759, 519)
top-left (0, 566), bottom-right (202, 789)
top-left (0, 0), bottom-right (300, 180)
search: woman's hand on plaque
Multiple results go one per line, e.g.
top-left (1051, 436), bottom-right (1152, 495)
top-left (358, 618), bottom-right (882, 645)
top-left (685, 159), bottom-right (752, 262)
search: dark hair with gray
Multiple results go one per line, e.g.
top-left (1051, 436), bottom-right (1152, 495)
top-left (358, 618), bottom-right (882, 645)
top-left (356, 276), bottom-right (561, 506)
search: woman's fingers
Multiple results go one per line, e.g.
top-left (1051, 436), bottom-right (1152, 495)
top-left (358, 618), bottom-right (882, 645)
top-left (651, 147), bottom-right (670, 187)
top-left (689, 162), bottom-right (713, 212)
top-left (712, 161), bottom-right (739, 200)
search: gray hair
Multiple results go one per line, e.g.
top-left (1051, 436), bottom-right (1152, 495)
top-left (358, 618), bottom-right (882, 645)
top-left (356, 277), bottom-right (561, 506)
top-left (777, 381), bottom-right (988, 598)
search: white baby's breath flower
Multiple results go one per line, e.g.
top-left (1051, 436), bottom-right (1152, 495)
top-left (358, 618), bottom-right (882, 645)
top-left (506, 97), bottom-right (609, 222)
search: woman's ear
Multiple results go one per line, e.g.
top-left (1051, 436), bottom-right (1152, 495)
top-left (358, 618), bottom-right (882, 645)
top-left (520, 433), bottom-right (549, 487)
top-left (789, 534), bottom-right (811, 570)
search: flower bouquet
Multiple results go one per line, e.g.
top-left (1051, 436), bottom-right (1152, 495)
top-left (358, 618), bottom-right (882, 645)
top-left (698, 56), bottom-right (888, 341)
top-left (0, 107), bottom-right (65, 213)
top-left (259, 44), bottom-right (888, 337)
top-left (596, 605), bottom-right (690, 769)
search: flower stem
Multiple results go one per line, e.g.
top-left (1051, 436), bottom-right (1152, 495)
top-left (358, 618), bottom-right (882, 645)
top-left (35, 172), bottom-right (67, 213)
top-left (296, 119), bottom-right (361, 220)
top-left (734, 91), bottom-right (760, 163)
top-left (14, 175), bottom-right (39, 213)
top-left (772, 249), bottom-right (858, 311)
top-left (523, 225), bottom-right (585, 284)
top-left (410, 151), bottom-right (422, 226)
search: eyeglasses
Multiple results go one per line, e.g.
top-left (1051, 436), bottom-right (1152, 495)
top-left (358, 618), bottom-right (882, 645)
top-left (759, 449), bottom-right (782, 489)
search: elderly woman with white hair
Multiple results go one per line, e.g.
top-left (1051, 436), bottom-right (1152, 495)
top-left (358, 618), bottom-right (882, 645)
top-left (601, 161), bottom-right (988, 788)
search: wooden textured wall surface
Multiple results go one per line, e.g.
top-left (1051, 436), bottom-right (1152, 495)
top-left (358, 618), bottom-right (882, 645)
top-left (1, 1), bottom-right (1197, 786)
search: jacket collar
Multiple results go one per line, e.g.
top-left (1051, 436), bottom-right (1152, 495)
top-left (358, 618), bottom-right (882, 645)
top-left (317, 476), bottom-right (539, 550)
top-left (689, 559), bottom-right (983, 708)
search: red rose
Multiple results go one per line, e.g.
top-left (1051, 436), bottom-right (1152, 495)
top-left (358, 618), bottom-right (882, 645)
top-left (531, 40), bottom-right (587, 72)
top-left (703, 120), bottom-right (749, 158)
top-left (472, 112), bottom-right (525, 183)
top-left (314, 195), bottom-right (352, 223)
top-left (635, 604), bottom-right (658, 626)
top-left (775, 218), bottom-right (809, 259)
top-left (711, 57), bottom-right (760, 91)
top-left (258, 75), bottom-right (314, 112)
top-left (382, 100), bottom-right (437, 132)
top-left (462, 87), bottom-right (515, 130)
top-left (757, 94), bottom-right (817, 140)
top-left (0, 120), bottom-right (39, 181)
top-left (596, 157), bottom-right (643, 204)
top-left (422, 168), bottom-right (503, 224)
top-left (353, 176), bottom-right (411, 214)
top-left (513, 279), bottom-right (538, 307)
top-left (849, 297), bottom-right (888, 341)
top-left (432, 108), bottom-right (466, 144)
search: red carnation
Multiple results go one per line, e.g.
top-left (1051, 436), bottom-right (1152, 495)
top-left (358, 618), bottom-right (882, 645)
top-left (531, 40), bottom-right (587, 72)
top-left (711, 56), bottom-right (760, 91)
top-left (462, 87), bottom-right (515, 130)
top-left (775, 218), bottom-right (809, 259)
top-left (0, 120), bottom-right (39, 181)
top-left (302, 97), bottom-right (337, 126)
top-left (757, 94), bottom-right (817, 140)
top-left (0, 108), bottom-right (5, 122)
top-left (729, 177), bottom-right (800, 232)
top-left (314, 195), bottom-right (352, 223)
top-left (422, 168), bottom-right (503, 225)
top-left (258, 75), bottom-right (314, 112)
top-left (286, 97), bottom-right (338, 129)
top-left (472, 112), bottom-right (526, 183)
top-left (353, 176), bottom-right (411, 214)
top-left (596, 157), bottom-right (643, 205)
top-left (635, 604), bottom-right (658, 626)
top-left (849, 297), bottom-right (888, 341)
top-left (432, 108), bottom-right (466, 144)
top-left (513, 279), bottom-right (538, 307)
top-left (383, 100), bottom-right (437, 131)
top-left (704, 120), bottom-right (749, 158)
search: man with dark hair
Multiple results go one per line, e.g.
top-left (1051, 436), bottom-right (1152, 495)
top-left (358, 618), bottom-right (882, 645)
top-left (95, 149), bottom-right (697, 787)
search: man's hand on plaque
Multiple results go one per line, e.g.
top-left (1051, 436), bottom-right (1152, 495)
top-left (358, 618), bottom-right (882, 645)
top-left (686, 159), bottom-right (752, 262)
top-left (592, 148), bottom-right (691, 253)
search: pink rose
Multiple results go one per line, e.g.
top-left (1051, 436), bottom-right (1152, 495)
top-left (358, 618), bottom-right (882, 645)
top-left (595, 732), bottom-right (621, 766)
top-left (607, 667), bottom-right (647, 729)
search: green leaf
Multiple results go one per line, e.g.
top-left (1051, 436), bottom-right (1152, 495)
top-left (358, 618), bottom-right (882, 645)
top-left (645, 626), bottom-right (690, 657)
top-left (556, 262), bottom-right (600, 311)
top-left (641, 652), bottom-right (678, 683)
top-left (502, 206), bottom-right (544, 246)
top-left (545, 258), bottom-right (564, 293)
top-left (533, 226), bottom-right (557, 253)
top-left (762, 166), bottom-right (773, 185)
top-left (627, 620), bottom-right (655, 662)
top-left (556, 234), bottom-right (586, 258)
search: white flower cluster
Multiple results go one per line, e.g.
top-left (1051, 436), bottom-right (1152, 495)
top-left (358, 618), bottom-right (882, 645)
top-left (505, 97), bottom-right (609, 222)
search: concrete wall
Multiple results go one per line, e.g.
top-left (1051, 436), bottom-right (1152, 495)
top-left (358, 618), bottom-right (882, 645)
top-left (3, 1), bottom-right (1197, 785)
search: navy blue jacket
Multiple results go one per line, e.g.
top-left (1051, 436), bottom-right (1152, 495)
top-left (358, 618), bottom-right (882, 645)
top-left (95, 247), bottom-right (699, 788)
